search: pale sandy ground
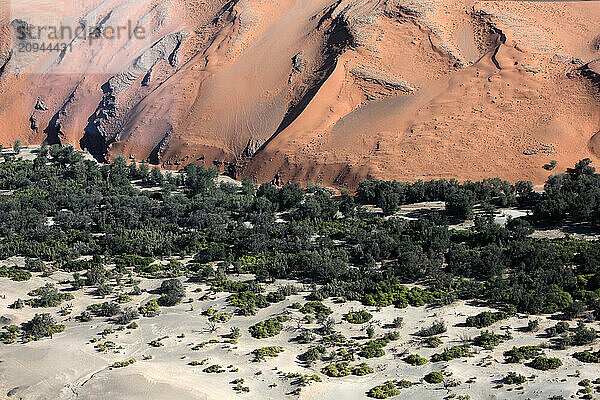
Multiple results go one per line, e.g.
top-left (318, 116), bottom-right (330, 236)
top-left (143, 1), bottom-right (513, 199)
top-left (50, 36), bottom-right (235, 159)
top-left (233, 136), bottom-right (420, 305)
top-left (1, 257), bottom-right (600, 400)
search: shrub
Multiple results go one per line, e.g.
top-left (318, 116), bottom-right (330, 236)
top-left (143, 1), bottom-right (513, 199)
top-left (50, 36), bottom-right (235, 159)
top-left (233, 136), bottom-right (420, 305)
top-left (10, 299), bottom-right (24, 309)
top-left (110, 358), bottom-right (136, 368)
top-left (115, 307), bottom-right (139, 325)
top-left (366, 326), bottom-right (375, 338)
top-left (359, 337), bottom-right (394, 358)
top-left (139, 299), bottom-right (160, 317)
top-left (321, 361), bottom-right (351, 377)
top-left (352, 362), bottom-right (374, 376)
top-left (230, 326), bottom-right (241, 340)
top-left (95, 341), bottom-right (116, 352)
top-left (249, 315), bottom-right (289, 338)
top-left (295, 330), bottom-right (315, 344)
top-left (367, 380), bottom-right (412, 399)
top-left (26, 284), bottom-right (74, 308)
top-left (424, 371), bottom-right (444, 384)
top-left (0, 325), bottom-right (20, 344)
top-left (127, 322), bottom-right (139, 329)
top-left (282, 372), bottom-right (321, 386)
top-left (265, 285), bottom-right (297, 303)
top-left (473, 331), bottom-right (507, 349)
top-left (503, 372), bottom-right (526, 384)
top-left (430, 346), bottom-right (472, 362)
top-left (86, 264), bottom-right (106, 286)
top-left (572, 322), bottom-right (597, 346)
top-left (91, 302), bottom-right (120, 317)
top-left (344, 310), bottom-right (373, 324)
top-left (504, 346), bottom-right (543, 363)
top-left (209, 312), bottom-right (232, 323)
top-left (404, 354), bottom-right (428, 366)
top-left (367, 381), bottom-right (400, 399)
top-left (158, 279), bottom-right (185, 306)
top-left (115, 254), bottom-right (154, 273)
top-left (203, 364), bottom-right (224, 373)
top-left (96, 283), bottom-right (113, 298)
top-left (300, 345), bottom-right (326, 363)
top-left (227, 291), bottom-right (268, 316)
top-left (465, 311), bottom-right (507, 328)
top-left (24, 258), bottom-right (46, 273)
top-left (21, 313), bottom-right (65, 340)
top-left (392, 317), bottom-right (404, 329)
top-left (0, 265), bottom-right (31, 281)
top-left (416, 320), bottom-right (446, 337)
top-left (117, 294), bottom-right (131, 304)
top-left (79, 311), bottom-right (93, 322)
top-left (527, 320), bottom-right (540, 332)
top-left (573, 350), bottom-right (600, 363)
top-left (527, 356), bottom-right (562, 370)
top-left (299, 301), bottom-right (332, 317)
top-left (251, 346), bottom-right (284, 362)
top-left (546, 321), bottom-right (569, 337)
top-left (424, 336), bottom-right (442, 348)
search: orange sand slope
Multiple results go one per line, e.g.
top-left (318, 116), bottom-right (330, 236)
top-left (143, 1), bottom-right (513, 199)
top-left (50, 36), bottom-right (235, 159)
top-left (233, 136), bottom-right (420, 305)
top-left (0, 0), bottom-right (599, 188)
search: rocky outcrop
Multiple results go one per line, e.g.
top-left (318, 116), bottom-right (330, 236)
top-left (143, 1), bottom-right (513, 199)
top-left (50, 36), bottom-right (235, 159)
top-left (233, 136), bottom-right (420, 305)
top-left (82, 31), bottom-right (189, 159)
top-left (351, 66), bottom-right (414, 93)
top-left (34, 99), bottom-right (48, 111)
top-left (580, 60), bottom-right (600, 90)
top-left (242, 138), bottom-right (262, 158)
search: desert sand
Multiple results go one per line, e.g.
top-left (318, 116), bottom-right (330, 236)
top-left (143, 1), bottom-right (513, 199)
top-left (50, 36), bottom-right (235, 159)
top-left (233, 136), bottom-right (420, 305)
top-left (0, 0), bottom-right (598, 189)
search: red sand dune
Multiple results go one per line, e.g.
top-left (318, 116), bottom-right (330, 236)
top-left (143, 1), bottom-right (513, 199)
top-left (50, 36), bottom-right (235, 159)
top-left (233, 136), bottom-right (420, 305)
top-left (0, 0), bottom-right (599, 189)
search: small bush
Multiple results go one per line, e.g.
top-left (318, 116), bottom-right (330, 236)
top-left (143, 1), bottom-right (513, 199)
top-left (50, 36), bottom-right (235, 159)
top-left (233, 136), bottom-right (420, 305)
top-left (465, 311), bottom-right (507, 328)
top-left (21, 313), bottom-right (65, 341)
top-left (430, 346), bottom-right (472, 362)
top-left (503, 372), bottom-right (526, 384)
top-left (139, 299), bottom-right (160, 317)
top-left (404, 354), bottom-right (428, 366)
top-left (527, 356), bottom-right (562, 370)
top-left (527, 320), bottom-right (540, 332)
top-left (416, 320), bottom-right (446, 337)
top-left (392, 317), bottom-right (404, 328)
top-left (545, 321), bottom-right (569, 337)
top-left (352, 362), bottom-right (374, 376)
top-left (110, 358), bottom-right (136, 368)
top-left (299, 345), bottom-right (326, 362)
top-left (424, 371), bottom-right (444, 384)
top-left (115, 307), bottom-right (139, 325)
top-left (203, 364), bottom-right (224, 373)
top-left (158, 279), bottom-right (185, 306)
top-left (321, 361), bottom-right (351, 377)
top-left (249, 315), bottom-right (288, 338)
top-left (299, 301), bottom-right (332, 317)
top-left (504, 346), bottom-right (543, 363)
top-left (473, 331), bottom-right (507, 349)
top-left (367, 380), bottom-right (412, 399)
top-left (251, 346), bottom-right (284, 362)
top-left (424, 336), bottom-right (442, 347)
top-left (359, 336), bottom-right (397, 359)
top-left (26, 284), bottom-right (74, 308)
top-left (344, 310), bottom-right (373, 324)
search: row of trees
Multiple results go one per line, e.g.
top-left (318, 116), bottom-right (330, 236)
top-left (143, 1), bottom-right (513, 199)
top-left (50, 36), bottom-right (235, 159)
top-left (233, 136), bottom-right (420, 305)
top-left (3, 146), bottom-right (600, 318)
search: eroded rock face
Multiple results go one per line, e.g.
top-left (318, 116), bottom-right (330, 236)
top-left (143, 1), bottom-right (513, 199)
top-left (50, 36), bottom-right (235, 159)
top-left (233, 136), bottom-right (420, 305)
top-left (0, 0), bottom-right (599, 189)
top-left (581, 60), bottom-right (600, 88)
